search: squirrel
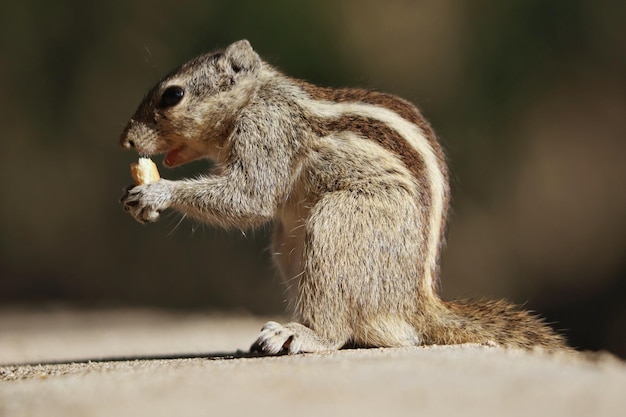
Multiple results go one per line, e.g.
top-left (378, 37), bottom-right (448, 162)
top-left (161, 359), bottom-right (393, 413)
top-left (120, 40), bottom-right (567, 354)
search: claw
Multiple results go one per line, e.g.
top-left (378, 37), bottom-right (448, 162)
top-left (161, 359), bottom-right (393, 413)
top-left (119, 180), bottom-right (171, 225)
top-left (250, 321), bottom-right (295, 355)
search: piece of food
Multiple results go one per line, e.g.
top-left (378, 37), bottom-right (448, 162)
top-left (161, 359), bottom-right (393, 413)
top-left (130, 157), bottom-right (160, 185)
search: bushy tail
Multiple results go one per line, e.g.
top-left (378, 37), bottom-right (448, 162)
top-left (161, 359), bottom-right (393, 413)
top-left (420, 298), bottom-right (568, 350)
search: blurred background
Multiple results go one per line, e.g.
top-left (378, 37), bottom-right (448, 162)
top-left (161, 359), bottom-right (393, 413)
top-left (0, 0), bottom-right (624, 357)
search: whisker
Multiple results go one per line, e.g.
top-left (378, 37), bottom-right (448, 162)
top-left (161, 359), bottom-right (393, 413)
top-left (168, 213), bottom-right (187, 236)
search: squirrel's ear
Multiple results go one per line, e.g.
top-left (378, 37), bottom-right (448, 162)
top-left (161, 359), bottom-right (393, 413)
top-left (224, 40), bottom-right (261, 73)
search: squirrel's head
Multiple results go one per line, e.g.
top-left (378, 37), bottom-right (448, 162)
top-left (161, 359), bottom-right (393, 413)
top-left (120, 39), bottom-right (262, 167)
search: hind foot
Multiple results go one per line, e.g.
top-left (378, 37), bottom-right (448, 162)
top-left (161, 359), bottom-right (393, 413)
top-left (250, 321), bottom-right (343, 355)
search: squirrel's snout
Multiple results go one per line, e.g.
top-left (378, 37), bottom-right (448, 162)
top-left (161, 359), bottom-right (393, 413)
top-left (120, 120), bottom-right (137, 149)
top-left (119, 120), bottom-right (157, 154)
top-left (122, 139), bottom-right (135, 149)
top-left (119, 135), bottom-right (135, 150)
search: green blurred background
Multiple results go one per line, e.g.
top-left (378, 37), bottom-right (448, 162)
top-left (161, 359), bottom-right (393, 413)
top-left (1, 0), bottom-right (625, 356)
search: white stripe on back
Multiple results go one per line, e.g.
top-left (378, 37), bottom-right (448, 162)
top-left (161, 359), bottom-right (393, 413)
top-left (298, 98), bottom-right (445, 295)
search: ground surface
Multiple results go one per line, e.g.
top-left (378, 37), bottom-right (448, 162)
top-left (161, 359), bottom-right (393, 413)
top-left (1, 309), bottom-right (625, 417)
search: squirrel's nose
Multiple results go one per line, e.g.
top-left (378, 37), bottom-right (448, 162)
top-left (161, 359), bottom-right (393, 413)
top-left (120, 137), bottom-right (135, 149)
top-left (120, 121), bottom-right (136, 149)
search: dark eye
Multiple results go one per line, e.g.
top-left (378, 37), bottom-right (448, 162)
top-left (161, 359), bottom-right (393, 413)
top-left (159, 86), bottom-right (184, 108)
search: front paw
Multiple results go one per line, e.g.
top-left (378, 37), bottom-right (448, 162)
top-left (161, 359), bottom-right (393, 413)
top-left (120, 180), bottom-right (173, 224)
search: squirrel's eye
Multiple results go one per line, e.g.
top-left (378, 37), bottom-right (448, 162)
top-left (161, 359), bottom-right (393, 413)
top-left (159, 86), bottom-right (184, 108)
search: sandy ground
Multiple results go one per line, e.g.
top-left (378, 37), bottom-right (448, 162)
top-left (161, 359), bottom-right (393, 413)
top-left (1, 309), bottom-right (625, 417)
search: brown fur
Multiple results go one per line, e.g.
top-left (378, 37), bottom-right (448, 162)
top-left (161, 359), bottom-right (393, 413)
top-left (120, 40), bottom-right (568, 354)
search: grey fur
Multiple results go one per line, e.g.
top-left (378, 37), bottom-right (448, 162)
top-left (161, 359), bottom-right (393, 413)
top-left (120, 40), bottom-right (568, 354)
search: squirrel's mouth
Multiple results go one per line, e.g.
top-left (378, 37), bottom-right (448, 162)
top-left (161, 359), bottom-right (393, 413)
top-left (163, 144), bottom-right (205, 167)
top-left (164, 145), bottom-right (186, 167)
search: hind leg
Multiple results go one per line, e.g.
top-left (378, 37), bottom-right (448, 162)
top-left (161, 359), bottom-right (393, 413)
top-left (253, 190), bottom-right (424, 355)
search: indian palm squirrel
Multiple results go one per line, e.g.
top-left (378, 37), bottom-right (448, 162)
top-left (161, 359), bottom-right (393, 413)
top-left (120, 40), bottom-right (567, 354)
